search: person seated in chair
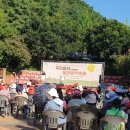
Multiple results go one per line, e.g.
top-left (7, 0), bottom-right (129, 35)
top-left (44, 88), bottom-right (66, 125)
top-left (14, 90), bottom-right (29, 118)
top-left (101, 91), bottom-right (119, 117)
top-left (104, 98), bottom-right (128, 130)
top-left (81, 93), bottom-right (101, 119)
top-left (68, 89), bottom-right (86, 108)
top-left (105, 98), bottom-right (128, 122)
top-left (67, 89), bottom-right (85, 129)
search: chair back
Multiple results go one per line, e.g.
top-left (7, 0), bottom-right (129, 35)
top-left (43, 110), bottom-right (66, 128)
top-left (67, 106), bottom-right (80, 122)
top-left (100, 116), bottom-right (125, 130)
top-left (15, 96), bottom-right (28, 108)
top-left (28, 95), bottom-right (33, 106)
top-left (69, 106), bottom-right (80, 114)
top-left (0, 95), bottom-right (7, 107)
top-left (75, 111), bottom-right (97, 130)
top-left (10, 93), bottom-right (16, 103)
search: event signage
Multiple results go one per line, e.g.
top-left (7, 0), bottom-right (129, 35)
top-left (42, 61), bottom-right (104, 87)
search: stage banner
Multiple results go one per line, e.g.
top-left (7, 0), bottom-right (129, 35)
top-left (42, 61), bottom-right (104, 87)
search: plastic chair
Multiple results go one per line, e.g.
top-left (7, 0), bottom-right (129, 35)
top-left (0, 94), bottom-right (8, 117)
top-left (15, 96), bottom-right (28, 117)
top-left (10, 93), bottom-right (16, 103)
top-left (42, 110), bottom-right (67, 130)
top-left (67, 106), bottom-right (81, 122)
top-left (67, 106), bottom-right (81, 130)
top-left (10, 93), bottom-right (16, 114)
top-left (100, 116), bottom-right (125, 130)
top-left (74, 111), bottom-right (98, 130)
top-left (33, 105), bottom-right (44, 125)
top-left (28, 95), bottom-right (34, 118)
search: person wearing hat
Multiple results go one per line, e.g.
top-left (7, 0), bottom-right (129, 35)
top-left (9, 83), bottom-right (17, 93)
top-left (81, 94), bottom-right (101, 119)
top-left (64, 89), bottom-right (72, 105)
top-left (44, 88), bottom-right (66, 125)
top-left (85, 93), bottom-right (97, 105)
top-left (76, 85), bottom-right (83, 93)
top-left (68, 89), bottom-right (86, 108)
top-left (44, 88), bottom-right (64, 112)
top-left (101, 91), bottom-right (120, 117)
top-left (67, 89), bottom-right (85, 129)
top-left (103, 91), bottom-right (119, 107)
top-left (105, 98), bottom-right (128, 130)
top-left (85, 88), bottom-right (100, 106)
top-left (80, 92), bottom-right (101, 119)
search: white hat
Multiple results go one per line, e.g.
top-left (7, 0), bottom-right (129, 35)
top-left (77, 85), bottom-right (83, 92)
top-left (47, 88), bottom-right (59, 98)
top-left (27, 82), bottom-right (31, 86)
top-left (10, 83), bottom-right (16, 89)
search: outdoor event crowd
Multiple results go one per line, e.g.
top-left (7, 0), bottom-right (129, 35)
top-left (0, 81), bottom-right (130, 130)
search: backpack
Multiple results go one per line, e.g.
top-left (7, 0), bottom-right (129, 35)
top-left (28, 86), bottom-right (35, 95)
top-left (16, 84), bottom-right (23, 93)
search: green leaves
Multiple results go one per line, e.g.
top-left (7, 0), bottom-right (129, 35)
top-left (0, 0), bottom-right (130, 75)
top-left (0, 36), bottom-right (31, 71)
top-left (22, 0), bottom-right (104, 68)
top-left (84, 20), bottom-right (130, 75)
top-left (112, 55), bottom-right (130, 75)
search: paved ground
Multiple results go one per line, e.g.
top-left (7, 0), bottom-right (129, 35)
top-left (0, 116), bottom-right (41, 130)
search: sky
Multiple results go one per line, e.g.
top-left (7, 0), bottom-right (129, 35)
top-left (84, 0), bottom-right (130, 24)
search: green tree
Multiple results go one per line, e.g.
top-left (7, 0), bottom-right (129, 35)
top-left (23, 0), bottom-right (104, 68)
top-left (1, 0), bottom-right (130, 76)
top-left (113, 54), bottom-right (130, 75)
top-left (84, 19), bottom-right (130, 74)
top-left (0, 36), bottom-right (31, 71)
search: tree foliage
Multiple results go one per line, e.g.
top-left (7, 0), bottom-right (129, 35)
top-left (22, 0), bottom-right (103, 68)
top-left (0, 0), bottom-right (130, 75)
top-left (112, 54), bottom-right (130, 75)
top-left (0, 36), bottom-right (31, 71)
top-left (84, 20), bottom-right (130, 75)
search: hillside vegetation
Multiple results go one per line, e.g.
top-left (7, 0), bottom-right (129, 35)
top-left (0, 0), bottom-right (130, 75)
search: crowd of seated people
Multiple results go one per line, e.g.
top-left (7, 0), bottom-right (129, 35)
top-left (0, 81), bottom-right (130, 129)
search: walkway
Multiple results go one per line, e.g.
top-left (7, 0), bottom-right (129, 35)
top-left (0, 116), bottom-right (40, 130)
